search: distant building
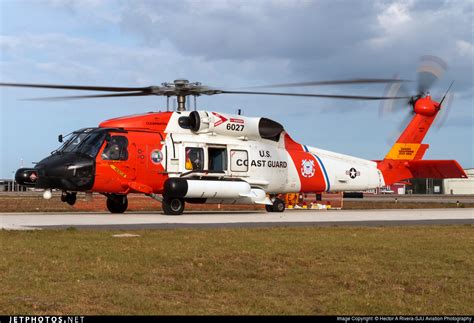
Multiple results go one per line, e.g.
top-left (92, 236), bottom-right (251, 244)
top-left (406, 178), bottom-right (444, 194)
top-left (0, 179), bottom-right (28, 192)
top-left (443, 168), bottom-right (474, 195)
top-left (366, 168), bottom-right (474, 195)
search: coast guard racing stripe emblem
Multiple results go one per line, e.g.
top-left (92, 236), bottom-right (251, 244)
top-left (301, 159), bottom-right (315, 178)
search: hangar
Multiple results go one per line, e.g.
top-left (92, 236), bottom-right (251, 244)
top-left (443, 168), bottom-right (474, 194)
top-left (391, 168), bottom-right (474, 195)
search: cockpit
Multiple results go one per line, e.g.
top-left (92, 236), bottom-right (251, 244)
top-left (55, 128), bottom-right (128, 160)
top-left (15, 127), bottom-right (130, 192)
top-left (56, 128), bottom-right (106, 157)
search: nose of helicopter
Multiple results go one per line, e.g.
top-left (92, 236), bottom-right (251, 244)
top-left (16, 153), bottom-right (96, 191)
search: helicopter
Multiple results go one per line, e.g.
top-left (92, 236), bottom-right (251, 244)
top-left (1, 56), bottom-right (467, 215)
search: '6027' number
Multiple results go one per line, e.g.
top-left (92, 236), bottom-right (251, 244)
top-left (226, 123), bottom-right (245, 131)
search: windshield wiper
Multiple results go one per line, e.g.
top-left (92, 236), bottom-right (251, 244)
top-left (50, 131), bottom-right (76, 155)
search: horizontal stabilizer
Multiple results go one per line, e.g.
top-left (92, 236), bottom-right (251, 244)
top-left (407, 160), bottom-right (467, 179)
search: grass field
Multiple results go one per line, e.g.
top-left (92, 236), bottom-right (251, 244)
top-left (1, 225), bottom-right (473, 315)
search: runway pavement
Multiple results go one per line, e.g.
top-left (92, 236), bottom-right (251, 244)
top-left (1, 208), bottom-right (472, 230)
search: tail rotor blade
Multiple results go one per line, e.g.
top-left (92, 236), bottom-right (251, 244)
top-left (398, 111), bottom-right (415, 134)
top-left (417, 55), bottom-right (448, 94)
top-left (435, 91), bottom-right (454, 130)
top-left (438, 80), bottom-right (455, 106)
top-left (385, 111), bottom-right (414, 145)
top-left (379, 76), bottom-right (412, 118)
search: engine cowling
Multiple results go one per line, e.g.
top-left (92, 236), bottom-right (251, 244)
top-left (188, 111), bottom-right (209, 132)
top-left (186, 111), bottom-right (283, 141)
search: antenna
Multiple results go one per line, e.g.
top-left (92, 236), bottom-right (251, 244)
top-left (439, 80), bottom-right (454, 106)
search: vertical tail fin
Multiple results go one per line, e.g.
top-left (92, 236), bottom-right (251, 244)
top-left (378, 97), bottom-right (467, 184)
top-left (384, 112), bottom-right (436, 161)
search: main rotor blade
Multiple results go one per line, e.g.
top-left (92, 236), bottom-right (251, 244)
top-left (24, 92), bottom-right (152, 101)
top-left (220, 90), bottom-right (411, 100)
top-left (0, 82), bottom-right (153, 92)
top-left (246, 78), bottom-right (413, 89)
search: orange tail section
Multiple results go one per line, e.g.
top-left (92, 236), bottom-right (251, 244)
top-left (377, 104), bottom-right (467, 185)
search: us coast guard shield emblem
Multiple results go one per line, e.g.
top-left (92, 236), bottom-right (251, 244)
top-left (301, 159), bottom-right (315, 178)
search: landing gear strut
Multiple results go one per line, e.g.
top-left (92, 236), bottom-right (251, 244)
top-left (162, 196), bottom-right (185, 215)
top-left (106, 194), bottom-right (128, 213)
top-left (61, 191), bottom-right (77, 206)
top-left (265, 197), bottom-right (285, 213)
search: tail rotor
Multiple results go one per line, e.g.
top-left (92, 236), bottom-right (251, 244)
top-left (380, 55), bottom-right (453, 132)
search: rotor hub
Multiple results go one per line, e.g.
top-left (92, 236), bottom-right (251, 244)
top-left (413, 96), bottom-right (439, 116)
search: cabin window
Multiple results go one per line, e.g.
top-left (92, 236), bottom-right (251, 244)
top-left (185, 147), bottom-right (204, 170)
top-left (230, 149), bottom-right (248, 172)
top-left (101, 136), bottom-right (128, 161)
top-left (208, 148), bottom-right (227, 171)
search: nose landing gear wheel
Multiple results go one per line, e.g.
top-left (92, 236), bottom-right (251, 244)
top-left (162, 197), bottom-right (185, 215)
top-left (265, 198), bottom-right (285, 213)
top-left (106, 195), bottom-right (128, 213)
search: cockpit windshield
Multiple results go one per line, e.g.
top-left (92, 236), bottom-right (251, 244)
top-left (57, 128), bottom-right (106, 158)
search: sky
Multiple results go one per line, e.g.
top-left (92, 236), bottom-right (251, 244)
top-left (0, 0), bottom-right (473, 179)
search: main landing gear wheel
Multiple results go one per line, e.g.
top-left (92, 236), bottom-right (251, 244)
top-left (162, 197), bottom-right (185, 215)
top-left (106, 194), bottom-right (128, 214)
top-left (61, 192), bottom-right (77, 206)
top-left (265, 198), bottom-right (285, 213)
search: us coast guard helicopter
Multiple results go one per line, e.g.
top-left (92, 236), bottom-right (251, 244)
top-left (2, 56), bottom-right (467, 214)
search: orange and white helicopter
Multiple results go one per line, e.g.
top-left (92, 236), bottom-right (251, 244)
top-left (2, 56), bottom-right (467, 215)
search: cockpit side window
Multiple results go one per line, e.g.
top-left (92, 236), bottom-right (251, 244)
top-left (101, 136), bottom-right (128, 161)
top-left (78, 132), bottom-right (106, 158)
